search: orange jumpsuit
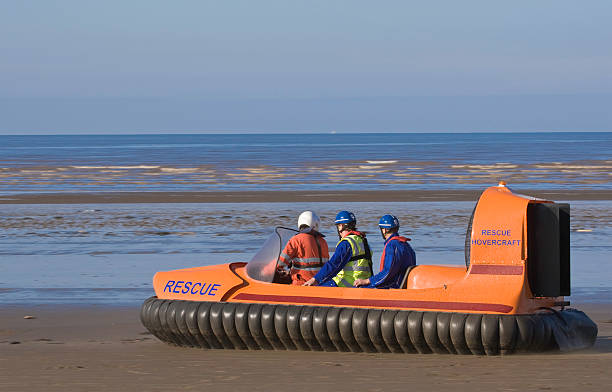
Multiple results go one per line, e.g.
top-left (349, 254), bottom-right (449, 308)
top-left (278, 231), bottom-right (329, 285)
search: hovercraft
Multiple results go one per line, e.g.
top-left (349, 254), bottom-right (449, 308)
top-left (140, 183), bottom-right (597, 355)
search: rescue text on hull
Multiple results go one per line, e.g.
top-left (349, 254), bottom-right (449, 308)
top-left (140, 184), bottom-right (598, 355)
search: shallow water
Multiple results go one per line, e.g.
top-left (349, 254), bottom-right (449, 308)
top-left (1, 201), bottom-right (610, 304)
top-left (1, 133), bottom-right (612, 193)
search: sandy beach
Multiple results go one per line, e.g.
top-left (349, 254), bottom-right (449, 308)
top-left (3, 189), bottom-right (612, 204)
top-left (1, 304), bottom-right (610, 391)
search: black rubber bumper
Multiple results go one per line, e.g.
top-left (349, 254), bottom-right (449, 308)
top-left (140, 297), bottom-right (597, 355)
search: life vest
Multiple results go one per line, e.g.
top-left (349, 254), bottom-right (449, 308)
top-left (379, 236), bottom-right (410, 271)
top-left (279, 231), bottom-right (329, 285)
top-left (332, 231), bottom-right (372, 287)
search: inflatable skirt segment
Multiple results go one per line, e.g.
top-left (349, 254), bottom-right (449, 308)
top-left (141, 297), bottom-right (597, 355)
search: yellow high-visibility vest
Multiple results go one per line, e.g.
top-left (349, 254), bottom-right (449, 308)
top-left (332, 234), bottom-right (372, 287)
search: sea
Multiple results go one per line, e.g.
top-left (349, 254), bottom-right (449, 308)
top-left (1, 132), bottom-right (611, 305)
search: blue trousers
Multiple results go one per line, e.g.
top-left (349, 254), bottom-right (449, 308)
top-left (319, 280), bottom-right (338, 287)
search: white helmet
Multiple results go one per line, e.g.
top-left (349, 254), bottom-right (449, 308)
top-left (297, 211), bottom-right (320, 232)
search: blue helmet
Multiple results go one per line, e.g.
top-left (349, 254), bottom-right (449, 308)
top-left (379, 214), bottom-right (399, 229)
top-left (334, 211), bottom-right (356, 225)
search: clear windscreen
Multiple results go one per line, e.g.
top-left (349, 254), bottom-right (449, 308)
top-left (246, 227), bottom-right (298, 282)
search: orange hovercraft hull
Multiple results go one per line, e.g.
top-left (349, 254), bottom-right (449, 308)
top-left (140, 184), bottom-right (597, 355)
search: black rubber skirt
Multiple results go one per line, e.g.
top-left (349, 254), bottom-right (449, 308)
top-left (140, 297), bottom-right (597, 355)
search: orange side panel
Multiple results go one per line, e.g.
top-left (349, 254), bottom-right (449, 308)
top-left (406, 265), bottom-right (467, 290)
top-left (228, 265), bottom-right (545, 314)
top-left (153, 263), bottom-right (246, 302)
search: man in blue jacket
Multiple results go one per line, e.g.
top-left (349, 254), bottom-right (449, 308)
top-left (353, 214), bottom-right (416, 289)
top-left (303, 211), bottom-right (372, 287)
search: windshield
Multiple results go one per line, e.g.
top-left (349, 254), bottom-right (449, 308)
top-left (246, 227), bottom-right (298, 282)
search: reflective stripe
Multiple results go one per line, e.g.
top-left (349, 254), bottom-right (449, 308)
top-left (280, 252), bottom-right (291, 261)
top-left (293, 264), bottom-right (327, 270)
top-left (292, 265), bottom-right (323, 271)
top-left (343, 265), bottom-right (371, 272)
top-left (293, 263), bottom-right (324, 269)
top-left (293, 257), bottom-right (328, 264)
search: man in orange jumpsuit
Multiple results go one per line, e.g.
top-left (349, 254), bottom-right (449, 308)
top-left (277, 211), bottom-right (329, 285)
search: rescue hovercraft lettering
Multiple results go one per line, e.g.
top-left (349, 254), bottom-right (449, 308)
top-left (163, 280), bottom-right (221, 296)
top-left (472, 228), bottom-right (521, 247)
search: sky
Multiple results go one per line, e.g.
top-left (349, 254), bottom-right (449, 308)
top-left (1, 0), bottom-right (611, 134)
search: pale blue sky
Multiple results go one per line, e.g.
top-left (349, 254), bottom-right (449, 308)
top-left (1, 1), bottom-right (611, 133)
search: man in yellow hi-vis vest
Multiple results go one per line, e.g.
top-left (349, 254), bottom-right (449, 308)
top-left (303, 211), bottom-right (372, 287)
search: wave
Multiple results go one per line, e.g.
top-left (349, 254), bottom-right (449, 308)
top-left (71, 165), bottom-right (160, 169)
top-left (365, 160), bottom-right (398, 164)
top-left (160, 167), bottom-right (201, 173)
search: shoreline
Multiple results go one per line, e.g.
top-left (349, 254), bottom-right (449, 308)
top-left (2, 189), bottom-right (612, 204)
top-left (1, 303), bottom-right (611, 391)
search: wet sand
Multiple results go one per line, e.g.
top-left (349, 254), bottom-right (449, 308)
top-left (1, 304), bottom-right (610, 391)
top-left (2, 189), bottom-right (612, 204)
